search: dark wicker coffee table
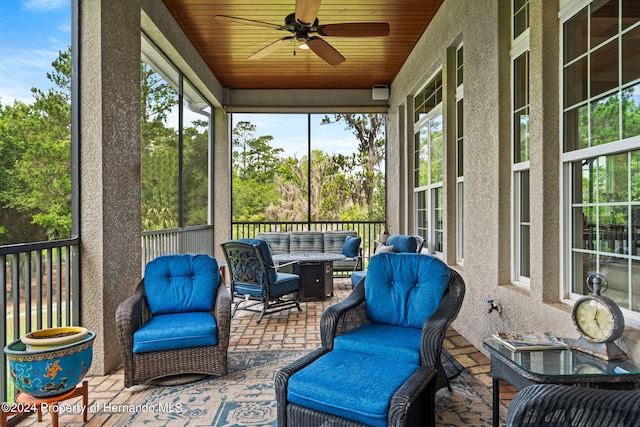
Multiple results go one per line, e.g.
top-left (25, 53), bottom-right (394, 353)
top-left (484, 337), bottom-right (640, 427)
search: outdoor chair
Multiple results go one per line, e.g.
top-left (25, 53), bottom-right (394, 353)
top-left (276, 252), bottom-right (465, 427)
top-left (505, 383), bottom-right (640, 426)
top-left (221, 239), bottom-right (302, 324)
top-left (116, 254), bottom-right (231, 388)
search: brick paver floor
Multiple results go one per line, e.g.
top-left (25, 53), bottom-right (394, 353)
top-left (5, 278), bottom-right (516, 426)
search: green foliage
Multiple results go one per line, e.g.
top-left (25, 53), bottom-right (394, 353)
top-left (183, 120), bottom-right (210, 226)
top-left (232, 114), bottom-right (387, 223)
top-left (0, 48), bottom-right (72, 243)
top-left (321, 113), bottom-right (386, 217)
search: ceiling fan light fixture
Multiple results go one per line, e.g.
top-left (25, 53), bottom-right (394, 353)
top-left (299, 43), bottom-right (310, 50)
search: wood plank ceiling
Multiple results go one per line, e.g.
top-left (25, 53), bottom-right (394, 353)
top-left (161, 0), bottom-right (444, 90)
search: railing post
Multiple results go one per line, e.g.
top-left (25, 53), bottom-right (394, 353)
top-left (0, 254), bottom-right (7, 401)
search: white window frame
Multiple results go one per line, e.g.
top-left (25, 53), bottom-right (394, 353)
top-left (414, 104), bottom-right (444, 257)
top-left (511, 2), bottom-right (531, 287)
top-left (456, 43), bottom-right (465, 265)
top-left (560, 0), bottom-right (640, 326)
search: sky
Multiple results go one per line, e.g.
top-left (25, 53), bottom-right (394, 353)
top-left (0, 1), bottom-right (365, 158)
top-left (0, 0), bottom-right (70, 105)
top-left (231, 113), bottom-right (361, 158)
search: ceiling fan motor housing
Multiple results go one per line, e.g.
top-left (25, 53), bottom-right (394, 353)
top-left (286, 13), bottom-right (319, 32)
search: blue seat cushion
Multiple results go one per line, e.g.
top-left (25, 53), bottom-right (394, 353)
top-left (333, 323), bottom-right (423, 365)
top-left (365, 253), bottom-right (450, 328)
top-left (351, 270), bottom-right (367, 287)
top-left (233, 272), bottom-right (299, 298)
top-left (144, 254), bottom-right (219, 315)
top-left (288, 350), bottom-right (419, 427)
top-left (386, 235), bottom-right (417, 253)
top-left (132, 311), bottom-right (218, 353)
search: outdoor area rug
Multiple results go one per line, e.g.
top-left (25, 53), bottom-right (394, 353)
top-left (116, 350), bottom-right (504, 426)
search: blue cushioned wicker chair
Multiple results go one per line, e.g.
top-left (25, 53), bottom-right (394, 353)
top-left (116, 254), bottom-right (231, 387)
top-left (222, 239), bottom-right (302, 324)
top-left (276, 253), bottom-right (465, 427)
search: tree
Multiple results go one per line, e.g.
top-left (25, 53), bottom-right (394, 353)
top-left (140, 61), bottom-right (180, 231)
top-left (183, 119), bottom-right (210, 226)
top-left (321, 113), bottom-right (386, 219)
top-left (231, 121), bottom-right (284, 221)
top-left (0, 48), bottom-right (72, 242)
top-left (232, 121), bottom-right (283, 180)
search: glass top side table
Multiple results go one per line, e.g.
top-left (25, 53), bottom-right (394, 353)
top-left (484, 337), bottom-right (640, 427)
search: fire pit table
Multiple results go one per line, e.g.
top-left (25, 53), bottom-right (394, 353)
top-left (272, 253), bottom-right (346, 300)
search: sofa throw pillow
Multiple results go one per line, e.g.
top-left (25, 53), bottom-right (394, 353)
top-left (374, 244), bottom-right (394, 255)
top-left (386, 235), bottom-right (418, 253)
top-left (342, 235), bottom-right (361, 258)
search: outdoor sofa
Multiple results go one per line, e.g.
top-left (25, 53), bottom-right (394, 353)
top-left (256, 230), bottom-right (362, 275)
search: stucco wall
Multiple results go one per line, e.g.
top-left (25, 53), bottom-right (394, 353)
top-left (388, 0), bottom-right (640, 359)
top-left (80, 0), bottom-right (142, 376)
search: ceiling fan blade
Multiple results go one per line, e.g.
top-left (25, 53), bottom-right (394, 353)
top-left (295, 0), bottom-right (321, 26)
top-left (306, 36), bottom-right (345, 66)
top-left (213, 15), bottom-right (284, 31)
top-left (318, 23), bottom-right (390, 37)
top-left (248, 37), bottom-right (293, 60)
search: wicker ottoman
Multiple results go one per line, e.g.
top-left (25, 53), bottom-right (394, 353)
top-left (275, 347), bottom-right (436, 427)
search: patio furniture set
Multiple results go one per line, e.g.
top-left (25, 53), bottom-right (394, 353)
top-left (114, 233), bottom-right (640, 426)
top-left (114, 228), bottom-right (469, 426)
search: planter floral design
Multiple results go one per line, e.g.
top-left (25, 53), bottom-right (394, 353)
top-left (4, 329), bottom-right (95, 398)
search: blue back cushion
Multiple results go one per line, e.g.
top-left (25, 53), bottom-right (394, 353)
top-left (386, 235), bottom-right (418, 253)
top-left (144, 254), bottom-right (220, 315)
top-left (365, 253), bottom-right (450, 328)
top-left (235, 238), bottom-right (277, 284)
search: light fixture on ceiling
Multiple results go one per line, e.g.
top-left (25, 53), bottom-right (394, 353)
top-left (299, 42), bottom-right (309, 50)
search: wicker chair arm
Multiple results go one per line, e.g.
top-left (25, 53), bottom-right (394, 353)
top-left (506, 383), bottom-right (640, 427)
top-left (420, 269), bottom-right (465, 389)
top-left (275, 347), bottom-right (332, 427)
top-left (213, 277), bottom-right (232, 347)
top-left (115, 280), bottom-right (146, 364)
top-left (320, 282), bottom-right (367, 348)
top-left (388, 366), bottom-right (436, 427)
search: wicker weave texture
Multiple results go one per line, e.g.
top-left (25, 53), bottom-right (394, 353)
top-left (506, 383), bottom-right (640, 427)
top-left (116, 275), bottom-right (231, 388)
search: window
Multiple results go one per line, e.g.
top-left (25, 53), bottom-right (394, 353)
top-left (562, 0), bottom-right (640, 316)
top-left (414, 71), bottom-right (444, 255)
top-left (514, 0), bottom-right (530, 39)
top-left (141, 34), bottom-right (212, 231)
top-left (512, 0), bottom-right (530, 284)
top-left (456, 45), bottom-right (465, 264)
top-left (230, 113), bottom-right (386, 225)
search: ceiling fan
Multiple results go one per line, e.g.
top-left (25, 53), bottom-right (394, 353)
top-left (213, 0), bottom-right (390, 66)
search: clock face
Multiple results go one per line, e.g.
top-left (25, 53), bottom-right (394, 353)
top-left (573, 298), bottom-right (616, 342)
top-left (573, 363), bottom-right (604, 375)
